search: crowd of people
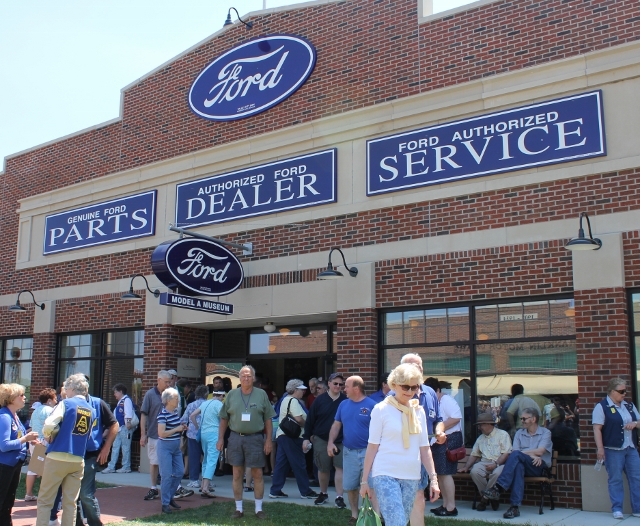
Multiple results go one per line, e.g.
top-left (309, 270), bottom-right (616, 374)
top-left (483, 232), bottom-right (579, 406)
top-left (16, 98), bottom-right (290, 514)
top-left (1, 364), bottom-right (638, 523)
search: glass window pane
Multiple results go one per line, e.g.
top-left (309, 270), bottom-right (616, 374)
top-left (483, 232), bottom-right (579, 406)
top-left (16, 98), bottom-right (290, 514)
top-left (498, 303), bottom-right (524, 339)
top-left (384, 312), bottom-right (403, 345)
top-left (404, 311), bottom-right (425, 344)
top-left (4, 338), bottom-right (33, 361)
top-left (475, 304), bottom-right (497, 340)
top-left (106, 330), bottom-right (144, 357)
top-left (447, 307), bottom-right (470, 342)
top-left (102, 358), bottom-right (144, 407)
top-left (60, 334), bottom-right (100, 359)
top-left (249, 327), bottom-right (328, 355)
top-left (57, 360), bottom-right (101, 397)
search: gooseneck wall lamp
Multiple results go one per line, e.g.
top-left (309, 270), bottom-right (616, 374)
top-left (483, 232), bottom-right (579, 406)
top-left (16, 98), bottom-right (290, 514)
top-left (9, 290), bottom-right (45, 313)
top-left (121, 274), bottom-right (160, 301)
top-left (565, 212), bottom-right (603, 251)
top-left (317, 247), bottom-right (358, 280)
top-left (223, 7), bottom-right (253, 30)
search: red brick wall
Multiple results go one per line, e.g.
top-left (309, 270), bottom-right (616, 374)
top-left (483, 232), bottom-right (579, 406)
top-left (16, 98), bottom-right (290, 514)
top-left (574, 288), bottom-right (630, 464)
top-left (30, 333), bottom-right (57, 405)
top-left (54, 293), bottom-right (146, 333)
top-left (336, 309), bottom-right (378, 390)
top-left (623, 231), bottom-right (640, 288)
top-left (0, 307), bottom-right (35, 339)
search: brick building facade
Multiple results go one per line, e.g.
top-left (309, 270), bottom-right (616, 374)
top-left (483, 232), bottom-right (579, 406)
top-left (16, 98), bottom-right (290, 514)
top-left (2, 0), bottom-right (640, 512)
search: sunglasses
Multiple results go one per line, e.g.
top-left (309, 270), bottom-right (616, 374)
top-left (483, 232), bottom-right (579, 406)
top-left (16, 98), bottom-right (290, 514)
top-left (332, 382), bottom-right (345, 387)
top-left (520, 417), bottom-right (530, 422)
top-left (400, 384), bottom-right (421, 392)
top-left (614, 389), bottom-right (627, 395)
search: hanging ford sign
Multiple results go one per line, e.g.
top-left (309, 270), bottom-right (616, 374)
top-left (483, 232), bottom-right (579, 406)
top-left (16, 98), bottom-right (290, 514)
top-left (189, 34), bottom-right (316, 121)
top-left (151, 238), bottom-right (244, 297)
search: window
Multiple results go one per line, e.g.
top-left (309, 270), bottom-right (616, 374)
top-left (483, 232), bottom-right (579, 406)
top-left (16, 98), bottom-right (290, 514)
top-left (381, 297), bottom-right (579, 460)
top-left (1, 337), bottom-right (33, 423)
top-left (629, 292), bottom-right (640, 408)
top-left (58, 330), bottom-right (144, 408)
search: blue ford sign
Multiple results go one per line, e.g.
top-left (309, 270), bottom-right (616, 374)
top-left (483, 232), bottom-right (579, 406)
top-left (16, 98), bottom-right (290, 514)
top-left (367, 91), bottom-right (606, 196)
top-left (151, 238), bottom-right (244, 296)
top-left (175, 149), bottom-right (336, 228)
top-left (44, 191), bottom-right (157, 255)
top-left (189, 34), bottom-right (316, 121)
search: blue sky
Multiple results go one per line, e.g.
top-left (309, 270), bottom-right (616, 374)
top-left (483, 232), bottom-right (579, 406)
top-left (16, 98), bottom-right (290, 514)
top-left (0, 0), bottom-right (474, 166)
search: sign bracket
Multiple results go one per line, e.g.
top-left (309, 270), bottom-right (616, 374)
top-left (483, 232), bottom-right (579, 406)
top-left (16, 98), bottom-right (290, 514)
top-left (169, 225), bottom-right (253, 256)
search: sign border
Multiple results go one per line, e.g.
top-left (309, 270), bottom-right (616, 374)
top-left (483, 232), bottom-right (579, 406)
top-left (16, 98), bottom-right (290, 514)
top-left (175, 148), bottom-right (337, 228)
top-left (43, 190), bottom-right (157, 256)
top-left (366, 90), bottom-right (606, 196)
top-left (159, 292), bottom-right (234, 316)
top-left (188, 34), bottom-right (317, 122)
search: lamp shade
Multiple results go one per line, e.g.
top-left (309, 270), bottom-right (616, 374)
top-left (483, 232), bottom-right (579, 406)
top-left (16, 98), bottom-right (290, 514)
top-left (565, 237), bottom-right (602, 251)
top-left (317, 267), bottom-right (344, 280)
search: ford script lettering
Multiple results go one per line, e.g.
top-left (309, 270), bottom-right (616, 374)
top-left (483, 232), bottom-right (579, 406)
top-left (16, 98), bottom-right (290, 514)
top-left (189, 35), bottom-right (316, 121)
top-left (151, 238), bottom-right (244, 297)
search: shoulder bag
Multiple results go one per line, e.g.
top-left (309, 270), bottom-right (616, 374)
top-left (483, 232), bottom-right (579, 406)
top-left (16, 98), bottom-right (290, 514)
top-left (279, 398), bottom-right (303, 439)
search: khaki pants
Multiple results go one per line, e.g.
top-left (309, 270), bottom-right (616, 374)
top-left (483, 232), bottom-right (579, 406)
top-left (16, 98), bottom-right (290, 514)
top-left (35, 456), bottom-right (85, 526)
top-left (470, 461), bottom-right (504, 493)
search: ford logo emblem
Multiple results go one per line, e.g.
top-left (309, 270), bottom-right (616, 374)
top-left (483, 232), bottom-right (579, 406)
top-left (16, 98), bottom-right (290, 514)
top-left (151, 238), bottom-right (244, 297)
top-left (189, 34), bottom-right (316, 121)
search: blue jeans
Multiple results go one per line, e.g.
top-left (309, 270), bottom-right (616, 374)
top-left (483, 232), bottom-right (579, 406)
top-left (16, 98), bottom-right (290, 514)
top-left (371, 476), bottom-right (419, 526)
top-left (201, 432), bottom-right (220, 480)
top-left (604, 446), bottom-right (640, 513)
top-left (496, 450), bottom-right (546, 506)
top-left (158, 439), bottom-right (183, 506)
top-left (270, 435), bottom-right (311, 496)
top-left (187, 438), bottom-right (203, 482)
top-left (107, 425), bottom-right (133, 471)
top-left (76, 454), bottom-right (101, 526)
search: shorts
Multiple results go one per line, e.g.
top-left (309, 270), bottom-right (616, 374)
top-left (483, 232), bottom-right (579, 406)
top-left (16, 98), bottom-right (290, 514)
top-left (313, 436), bottom-right (343, 472)
top-left (147, 437), bottom-right (158, 465)
top-left (343, 447), bottom-right (371, 491)
top-left (227, 431), bottom-right (266, 468)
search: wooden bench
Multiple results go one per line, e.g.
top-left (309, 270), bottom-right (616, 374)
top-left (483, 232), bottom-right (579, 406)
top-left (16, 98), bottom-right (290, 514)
top-left (452, 448), bottom-right (559, 514)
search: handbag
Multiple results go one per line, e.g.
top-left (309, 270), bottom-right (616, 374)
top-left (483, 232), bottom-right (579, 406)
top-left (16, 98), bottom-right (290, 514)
top-left (356, 494), bottom-right (382, 526)
top-left (279, 398), bottom-right (303, 439)
top-left (445, 434), bottom-right (466, 463)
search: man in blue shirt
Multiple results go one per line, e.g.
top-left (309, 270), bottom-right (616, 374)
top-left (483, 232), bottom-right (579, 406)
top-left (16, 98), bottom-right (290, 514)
top-left (396, 353), bottom-right (446, 526)
top-left (368, 373), bottom-right (389, 404)
top-left (328, 376), bottom-right (378, 523)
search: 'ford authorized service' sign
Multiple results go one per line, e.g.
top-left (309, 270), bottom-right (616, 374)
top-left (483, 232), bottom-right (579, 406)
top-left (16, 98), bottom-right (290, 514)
top-left (44, 191), bottom-right (157, 255)
top-left (367, 91), bottom-right (606, 196)
top-left (189, 34), bottom-right (316, 121)
top-left (159, 292), bottom-right (234, 315)
top-left (151, 238), bottom-right (244, 297)
top-left (175, 149), bottom-right (336, 228)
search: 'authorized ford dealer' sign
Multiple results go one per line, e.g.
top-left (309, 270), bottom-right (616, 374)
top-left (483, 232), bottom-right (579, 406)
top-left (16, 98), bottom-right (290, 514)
top-left (151, 238), bottom-right (244, 297)
top-left (175, 149), bottom-right (336, 228)
top-left (189, 34), bottom-right (316, 121)
top-left (367, 91), bottom-right (606, 196)
top-left (44, 191), bottom-right (156, 255)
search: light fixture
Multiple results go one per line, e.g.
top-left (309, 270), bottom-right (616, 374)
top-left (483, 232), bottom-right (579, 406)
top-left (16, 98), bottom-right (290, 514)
top-left (317, 247), bottom-right (358, 280)
top-left (9, 290), bottom-right (45, 313)
top-left (565, 212), bottom-right (602, 251)
top-left (477, 333), bottom-right (489, 341)
top-left (223, 7), bottom-right (253, 30)
top-left (279, 328), bottom-right (291, 335)
top-left (564, 308), bottom-right (576, 317)
top-left (267, 344), bottom-right (276, 352)
top-left (264, 322), bottom-right (276, 333)
top-left (121, 274), bottom-right (160, 301)
top-left (299, 327), bottom-right (310, 338)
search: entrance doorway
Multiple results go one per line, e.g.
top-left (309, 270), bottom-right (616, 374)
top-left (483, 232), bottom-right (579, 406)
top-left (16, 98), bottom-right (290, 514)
top-left (249, 355), bottom-right (326, 397)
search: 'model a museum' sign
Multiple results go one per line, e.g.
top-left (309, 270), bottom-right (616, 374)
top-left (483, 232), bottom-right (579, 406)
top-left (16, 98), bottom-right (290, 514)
top-left (189, 34), bottom-right (316, 121)
top-left (151, 238), bottom-right (244, 296)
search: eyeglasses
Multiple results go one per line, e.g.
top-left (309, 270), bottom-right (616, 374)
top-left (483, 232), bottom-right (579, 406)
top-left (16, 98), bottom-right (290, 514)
top-left (400, 384), bottom-right (421, 392)
top-left (614, 389), bottom-right (627, 395)
top-left (520, 417), bottom-right (530, 422)
top-left (332, 382), bottom-right (345, 387)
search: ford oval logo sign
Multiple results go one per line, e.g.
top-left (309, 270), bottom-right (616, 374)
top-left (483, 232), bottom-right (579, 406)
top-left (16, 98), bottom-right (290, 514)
top-left (189, 34), bottom-right (316, 121)
top-left (151, 238), bottom-right (244, 296)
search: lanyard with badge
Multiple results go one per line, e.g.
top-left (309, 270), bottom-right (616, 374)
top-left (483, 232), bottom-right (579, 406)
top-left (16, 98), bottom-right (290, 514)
top-left (241, 390), bottom-right (252, 422)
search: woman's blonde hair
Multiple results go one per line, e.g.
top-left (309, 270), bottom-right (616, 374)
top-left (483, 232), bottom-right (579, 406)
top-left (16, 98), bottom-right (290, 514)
top-left (388, 363), bottom-right (423, 390)
top-left (0, 383), bottom-right (25, 407)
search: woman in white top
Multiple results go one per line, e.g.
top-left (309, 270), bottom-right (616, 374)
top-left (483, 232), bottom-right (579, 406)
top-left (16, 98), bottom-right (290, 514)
top-left (360, 364), bottom-right (440, 526)
top-left (424, 377), bottom-right (463, 517)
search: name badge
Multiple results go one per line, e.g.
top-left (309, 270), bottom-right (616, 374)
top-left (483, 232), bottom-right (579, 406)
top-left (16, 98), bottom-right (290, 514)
top-left (242, 412), bottom-right (251, 422)
top-left (611, 408), bottom-right (617, 414)
top-left (429, 409), bottom-right (436, 419)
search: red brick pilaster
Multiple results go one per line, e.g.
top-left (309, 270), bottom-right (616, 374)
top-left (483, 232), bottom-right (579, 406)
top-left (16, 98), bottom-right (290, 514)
top-left (31, 333), bottom-right (57, 405)
top-left (575, 287), bottom-right (630, 463)
top-left (336, 309), bottom-right (378, 392)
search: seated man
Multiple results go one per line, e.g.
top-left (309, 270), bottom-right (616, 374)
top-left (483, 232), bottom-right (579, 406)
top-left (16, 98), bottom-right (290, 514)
top-left (458, 413), bottom-right (512, 511)
top-left (482, 407), bottom-right (552, 519)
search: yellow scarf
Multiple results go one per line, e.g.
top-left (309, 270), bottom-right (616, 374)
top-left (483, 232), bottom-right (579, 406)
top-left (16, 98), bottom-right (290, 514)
top-left (385, 395), bottom-right (422, 448)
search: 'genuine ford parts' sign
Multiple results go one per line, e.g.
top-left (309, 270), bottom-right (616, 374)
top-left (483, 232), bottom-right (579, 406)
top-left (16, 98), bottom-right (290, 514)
top-left (151, 238), bottom-right (244, 297)
top-left (189, 34), bottom-right (316, 121)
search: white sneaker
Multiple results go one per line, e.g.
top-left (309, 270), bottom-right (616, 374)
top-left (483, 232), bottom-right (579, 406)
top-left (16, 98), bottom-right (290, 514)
top-left (116, 468), bottom-right (132, 473)
top-left (24, 494), bottom-right (37, 501)
top-left (49, 520), bottom-right (60, 526)
top-left (613, 511), bottom-right (624, 519)
top-left (101, 468), bottom-right (115, 474)
top-left (634, 513), bottom-right (640, 518)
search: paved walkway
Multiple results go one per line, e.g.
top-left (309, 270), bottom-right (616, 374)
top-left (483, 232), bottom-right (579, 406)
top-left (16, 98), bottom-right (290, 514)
top-left (12, 470), bottom-right (640, 525)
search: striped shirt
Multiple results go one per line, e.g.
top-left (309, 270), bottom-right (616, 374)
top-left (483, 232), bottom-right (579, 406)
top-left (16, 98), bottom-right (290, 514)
top-left (157, 408), bottom-right (182, 441)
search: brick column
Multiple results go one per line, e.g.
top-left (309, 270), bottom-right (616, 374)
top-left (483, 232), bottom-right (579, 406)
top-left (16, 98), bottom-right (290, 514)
top-left (336, 309), bottom-right (378, 391)
top-left (31, 332), bottom-right (57, 404)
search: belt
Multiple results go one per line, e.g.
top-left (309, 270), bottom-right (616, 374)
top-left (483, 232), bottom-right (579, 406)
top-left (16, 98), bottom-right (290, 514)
top-left (233, 431), bottom-right (263, 437)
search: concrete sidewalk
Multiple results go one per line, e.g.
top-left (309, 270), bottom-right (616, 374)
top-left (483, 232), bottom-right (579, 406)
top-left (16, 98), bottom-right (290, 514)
top-left (96, 470), bottom-right (640, 525)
